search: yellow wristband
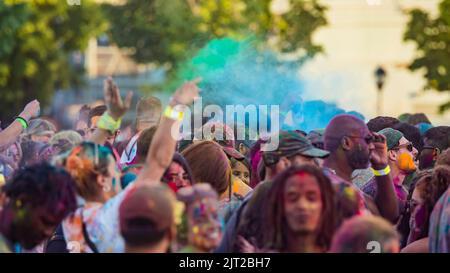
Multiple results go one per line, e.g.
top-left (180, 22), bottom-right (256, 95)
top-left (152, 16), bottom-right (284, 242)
top-left (97, 112), bottom-right (121, 133)
top-left (0, 173), bottom-right (5, 187)
top-left (371, 165), bottom-right (391, 176)
top-left (164, 105), bottom-right (184, 121)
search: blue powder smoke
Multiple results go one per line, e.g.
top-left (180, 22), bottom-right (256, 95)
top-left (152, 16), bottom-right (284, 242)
top-left (174, 38), bottom-right (364, 133)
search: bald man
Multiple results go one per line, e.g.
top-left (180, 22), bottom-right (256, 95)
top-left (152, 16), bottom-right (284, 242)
top-left (323, 114), bottom-right (399, 223)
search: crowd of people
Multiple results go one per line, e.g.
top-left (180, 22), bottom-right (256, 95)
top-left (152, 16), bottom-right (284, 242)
top-left (0, 77), bottom-right (448, 253)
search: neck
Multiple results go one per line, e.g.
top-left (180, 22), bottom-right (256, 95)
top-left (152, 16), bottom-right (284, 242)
top-left (125, 240), bottom-right (169, 253)
top-left (323, 154), bottom-right (353, 182)
top-left (86, 193), bottom-right (108, 204)
top-left (265, 166), bottom-right (282, 181)
top-left (390, 163), bottom-right (405, 186)
top-left (286, 231), bottom-right (320, 253)
top-left (265, 167), bottom-right (275, 181)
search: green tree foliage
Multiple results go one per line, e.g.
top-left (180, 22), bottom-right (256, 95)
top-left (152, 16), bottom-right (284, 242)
top-left (404, 0), bottom-right (450, 112)
top-left (0, 0), bottom-right (105, 120)
top-left (104, 0), bottom-right (328, 68)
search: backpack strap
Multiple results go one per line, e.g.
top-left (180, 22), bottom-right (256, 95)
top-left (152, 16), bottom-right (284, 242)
top-left (44, 224), bottom-right (68, 253)
top-left (82, 216), bottom-right (99, 253)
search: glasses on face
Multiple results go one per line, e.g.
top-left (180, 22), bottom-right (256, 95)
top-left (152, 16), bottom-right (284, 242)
top-left (392, 142), bottom-right (414, 152)
top-left (346, 135), bottom-right (374, 145)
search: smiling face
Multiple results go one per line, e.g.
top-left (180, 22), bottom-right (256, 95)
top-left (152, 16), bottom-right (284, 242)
top-left (187, 197), bottom-right (222, 252)
top-left (283, 173), bottom-right (323, 235)
top-left (166, 162), bottom-right (191, 191)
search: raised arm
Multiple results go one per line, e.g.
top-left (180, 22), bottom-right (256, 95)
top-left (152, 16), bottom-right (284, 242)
top-left (135, 78), bottom-right (200, 186)
top-left (0, 100), bottom-right (40, 151)
top-left (370, 132), bottom-right (399, 223)
top-left (89, 77), bottom-right (133, 145)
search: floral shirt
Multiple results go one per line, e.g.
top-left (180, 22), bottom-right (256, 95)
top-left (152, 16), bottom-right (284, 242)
top-left (62, 184), bottom-right (136, 253)
top-left (429, 187), bottom-right (450, 253)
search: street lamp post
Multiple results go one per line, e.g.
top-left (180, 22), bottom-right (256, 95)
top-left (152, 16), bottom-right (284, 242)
top-left (375, 66), bottom-right (387, 116)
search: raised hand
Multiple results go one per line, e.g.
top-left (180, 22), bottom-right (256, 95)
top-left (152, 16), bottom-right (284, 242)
top-left (20, 100), bottom-right (40, 120)
top-left (103, 76), bottom-right (133, 120)
top-left (170, 78), bottom-right (201, 107)
top-left (370, 132), bottom-right (388, 169)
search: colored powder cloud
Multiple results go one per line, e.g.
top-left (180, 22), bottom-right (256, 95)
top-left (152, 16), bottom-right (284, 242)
top-left (174, 38), bottom-right (364, 132)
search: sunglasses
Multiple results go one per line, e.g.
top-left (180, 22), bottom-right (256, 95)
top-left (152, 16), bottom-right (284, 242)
top-left (392, 142), bottom-right (414, 152)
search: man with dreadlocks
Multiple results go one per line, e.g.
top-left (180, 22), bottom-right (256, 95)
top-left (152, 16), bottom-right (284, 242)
top-left (260, 165), bottom-right (337, 252)
top-left (216, 131), bottom-right (330, 252)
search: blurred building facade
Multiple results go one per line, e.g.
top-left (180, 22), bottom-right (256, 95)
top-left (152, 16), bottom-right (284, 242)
top-left (79, 0), bottom-right (449, 125)
top-left (302, 0), bottom-right (449, 125)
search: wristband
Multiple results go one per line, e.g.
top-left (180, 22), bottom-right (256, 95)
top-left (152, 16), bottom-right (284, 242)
top-left (371, 165), bottom-right (391, 176)
top-left (97, 112), bottom-right (121, 134)
top-left (15, 116), bottom-right (28, 129)
top-left (164, 105), bottom-right (184, 121)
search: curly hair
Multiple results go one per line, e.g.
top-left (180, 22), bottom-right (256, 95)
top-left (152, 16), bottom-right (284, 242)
top-left (0, 163), bottom-right (77, 249)
top-left (413, 166), bottom-right (450, 239)
top-left (262, 165), bottom-right (336, 251)
top-left (436, 148), bottom-right (450, 167)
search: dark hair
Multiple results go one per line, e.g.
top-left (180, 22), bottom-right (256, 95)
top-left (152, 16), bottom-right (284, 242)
top-left (263, 165), bottom-right (336, 251)
top-left (366, 116), bottom-right (400, 132)
top-left (397, 170), bottom-right (433, 247)
top-left (87, 105), bottom-right (107, 127)
top-left (424, 126), bottom-right (450, 152)
top-left (392, 122), bottom-right (422, 151)
top-left (413, 166), bottom-right (450, 239)
top-left (407, 113), bottom-right (431, 126)
top-left (162, 153), bottom-right (194, 185)
top-left (136, 126), bottom-right (157, 163)
top-left (231, 157), bottom-right (251, 172)
top-left (0, 163), bottom-right (77, 249)
top-left (436, 148), bottom-right (450, 167)
top-left (249, 139), bottom-right (264, 188)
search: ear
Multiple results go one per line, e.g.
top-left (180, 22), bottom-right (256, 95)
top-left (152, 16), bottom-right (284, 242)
top-left (279, 157), bottom-right (291, 169)
top-left (169, 224), bottom-right (177, 241)
top-left (432, 148), bottom-right (440, 160)
top-left (238, 143), bottom-right (246, 155)
top-left (388, 150), bottom-right (397, 162)
top-left (341, 136), bottom-right (352, 151)
top-left (96, 174), bottom-right (106, 188)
